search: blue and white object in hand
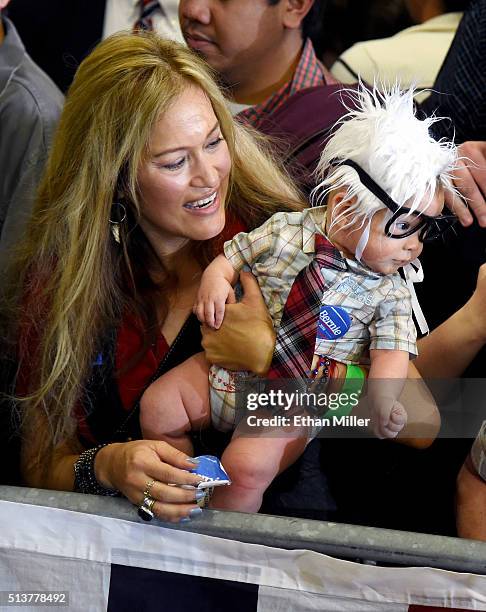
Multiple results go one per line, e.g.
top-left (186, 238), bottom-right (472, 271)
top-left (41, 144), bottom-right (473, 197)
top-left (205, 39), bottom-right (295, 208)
top-left (190, 455), bottom-right (231, 489)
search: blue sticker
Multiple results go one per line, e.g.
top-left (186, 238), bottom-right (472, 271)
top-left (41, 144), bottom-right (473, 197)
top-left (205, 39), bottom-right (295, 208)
top-left (190, 455), bottom-right (231, 489)
top-left (317, 305), bottom-right (351, 340)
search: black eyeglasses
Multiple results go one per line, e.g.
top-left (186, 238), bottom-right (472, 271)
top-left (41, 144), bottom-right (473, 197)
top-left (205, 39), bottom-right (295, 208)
top-left (339, 159), bottom-right (457, 243)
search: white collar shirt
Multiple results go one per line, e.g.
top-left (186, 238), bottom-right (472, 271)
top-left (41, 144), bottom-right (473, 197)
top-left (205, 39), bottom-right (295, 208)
top-left (103, 0), bottom-right (183, 43)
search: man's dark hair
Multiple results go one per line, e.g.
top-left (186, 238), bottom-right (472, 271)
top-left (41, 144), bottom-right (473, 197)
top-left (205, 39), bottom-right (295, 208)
top-left (267, 0), bottom-right (327, 43)
top-left (443, 0), bottom-right (470, 12)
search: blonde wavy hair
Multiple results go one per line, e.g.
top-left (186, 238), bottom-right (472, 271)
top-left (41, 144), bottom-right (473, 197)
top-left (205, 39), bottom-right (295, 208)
top-left (3, 32), bottom-right (304, 469)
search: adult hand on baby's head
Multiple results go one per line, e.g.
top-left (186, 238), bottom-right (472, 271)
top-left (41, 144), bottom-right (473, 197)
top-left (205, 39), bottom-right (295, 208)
top-left (201, 271), bottom-right (276, 376)
top-left (95, 441), bottom-right (203, 523)
top-left (446, 141), bottom-right (486, 227)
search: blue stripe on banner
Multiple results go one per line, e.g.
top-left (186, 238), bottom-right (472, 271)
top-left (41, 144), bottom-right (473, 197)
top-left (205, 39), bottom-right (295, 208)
top-left (107, 564), bottom-right (259, 612)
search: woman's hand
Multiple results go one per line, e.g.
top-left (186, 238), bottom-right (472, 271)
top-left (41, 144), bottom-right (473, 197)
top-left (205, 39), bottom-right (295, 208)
top-left (463, 263), bottom-right (486, 344)
top-left (446, 141), bottom-right (486, 227)
top-left (201, 271), bottom-right (276, 375)
top-left (95, 441), bottom-right (204, 523)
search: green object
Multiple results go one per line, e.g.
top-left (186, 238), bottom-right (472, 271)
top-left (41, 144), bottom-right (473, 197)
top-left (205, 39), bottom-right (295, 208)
top-left (322, 363), bottom-right (366, 419)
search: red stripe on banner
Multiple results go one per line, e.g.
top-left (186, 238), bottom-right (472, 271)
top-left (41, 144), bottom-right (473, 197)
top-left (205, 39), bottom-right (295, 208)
top-left (410, 606), bottom-right (472, 611)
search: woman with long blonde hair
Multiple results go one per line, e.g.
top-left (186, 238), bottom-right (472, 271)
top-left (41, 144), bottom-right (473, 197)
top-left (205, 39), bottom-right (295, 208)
top-left (3, 31), bottom-right (304, 522)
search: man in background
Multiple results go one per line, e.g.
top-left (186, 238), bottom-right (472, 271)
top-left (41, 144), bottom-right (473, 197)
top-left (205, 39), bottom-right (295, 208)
top-left (179, 0), bottom-right (344, 195)
top-left (179, 0), bottom-right (332, 126)
top-left (331, 0), bottom-right (468, 102)
top-left (0, 0), bottom-right (63, 254)
top-left (8, 1), bottom-right (182, 92)
top-left (0, 0), bottom-right (63, 484)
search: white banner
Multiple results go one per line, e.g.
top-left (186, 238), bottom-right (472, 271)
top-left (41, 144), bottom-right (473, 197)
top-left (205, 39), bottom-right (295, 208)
top-left (0, 500), bottom-right (484, 611)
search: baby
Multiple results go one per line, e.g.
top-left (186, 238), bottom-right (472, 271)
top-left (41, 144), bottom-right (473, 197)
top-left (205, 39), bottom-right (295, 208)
top-left (140, 85), bottom-right (460, 513)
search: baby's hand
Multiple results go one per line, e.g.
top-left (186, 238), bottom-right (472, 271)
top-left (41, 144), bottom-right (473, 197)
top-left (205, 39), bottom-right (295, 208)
top-left (194, 274), bottom-right (236, 329)
top-left (371, 397), bottom-right (407, 439)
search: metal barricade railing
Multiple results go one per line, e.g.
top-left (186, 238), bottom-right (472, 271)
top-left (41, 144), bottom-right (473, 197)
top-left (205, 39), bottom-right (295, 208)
top-left (1, 484), bottom-right (485, 575)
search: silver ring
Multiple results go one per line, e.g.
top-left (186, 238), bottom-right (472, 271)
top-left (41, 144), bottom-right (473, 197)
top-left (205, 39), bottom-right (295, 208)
top-left (137, 495), bottom-right (156, 522)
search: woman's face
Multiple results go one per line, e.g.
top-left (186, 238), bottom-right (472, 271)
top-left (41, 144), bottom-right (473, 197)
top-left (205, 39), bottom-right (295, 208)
top-left (137, 85), bottom-right (231, 257)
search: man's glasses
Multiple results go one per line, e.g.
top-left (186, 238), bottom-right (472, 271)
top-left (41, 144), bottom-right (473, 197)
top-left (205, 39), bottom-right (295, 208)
top-left (339, 159), bottom-right (457, 242)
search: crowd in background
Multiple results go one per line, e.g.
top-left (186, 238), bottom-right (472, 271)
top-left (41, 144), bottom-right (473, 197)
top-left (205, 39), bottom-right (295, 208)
top-left (1, 0), bottom-right (485, 541)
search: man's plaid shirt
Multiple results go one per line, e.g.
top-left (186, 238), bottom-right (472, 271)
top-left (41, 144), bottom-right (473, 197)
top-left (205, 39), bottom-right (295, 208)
top-left (238, 39), bottom-right (334, 130)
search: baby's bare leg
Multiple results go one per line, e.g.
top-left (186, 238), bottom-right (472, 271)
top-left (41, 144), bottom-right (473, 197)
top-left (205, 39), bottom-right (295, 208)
top-left (395, 361), bottom-right (441, 448)
top-left (209, 429), bottom-right (308, 512)
top-left (140, 352), bottom-right (211, 456)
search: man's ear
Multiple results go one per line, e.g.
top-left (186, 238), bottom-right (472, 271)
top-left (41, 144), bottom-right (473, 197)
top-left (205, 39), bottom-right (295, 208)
top-left (282, 0), bottom-right (314, 30)
top-left (0, 0), bottom-right (11, 11)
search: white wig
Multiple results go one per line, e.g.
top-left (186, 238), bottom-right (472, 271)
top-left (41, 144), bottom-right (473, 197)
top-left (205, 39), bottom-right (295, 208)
top-left (313, 83), bottom-right (460, 243)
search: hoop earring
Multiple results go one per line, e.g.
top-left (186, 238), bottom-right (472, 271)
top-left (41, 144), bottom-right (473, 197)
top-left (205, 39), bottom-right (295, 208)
top-left (110, 202), bottom-right (127, 244)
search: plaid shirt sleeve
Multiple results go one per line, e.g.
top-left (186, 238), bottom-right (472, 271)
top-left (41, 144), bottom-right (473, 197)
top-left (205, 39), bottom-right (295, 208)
top-left (471, 422), bottom-right (486, 482)
top-left (368, 279), bottom-right (418, 356)
top-left (223, 213), bottom-right (288, 272)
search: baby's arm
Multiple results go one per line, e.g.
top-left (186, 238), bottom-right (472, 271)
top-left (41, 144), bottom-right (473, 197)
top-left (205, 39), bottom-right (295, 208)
top-left (197, 211), bottom-right (294, 329)
top-left (195, 254), bottom-right (238, 329)
top-left (368, 349), bottom-right (409, 439)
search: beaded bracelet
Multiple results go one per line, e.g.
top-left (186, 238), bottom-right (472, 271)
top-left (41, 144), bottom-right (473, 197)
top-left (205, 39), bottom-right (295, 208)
top-left (73, 443), bottom-right (120, 496)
